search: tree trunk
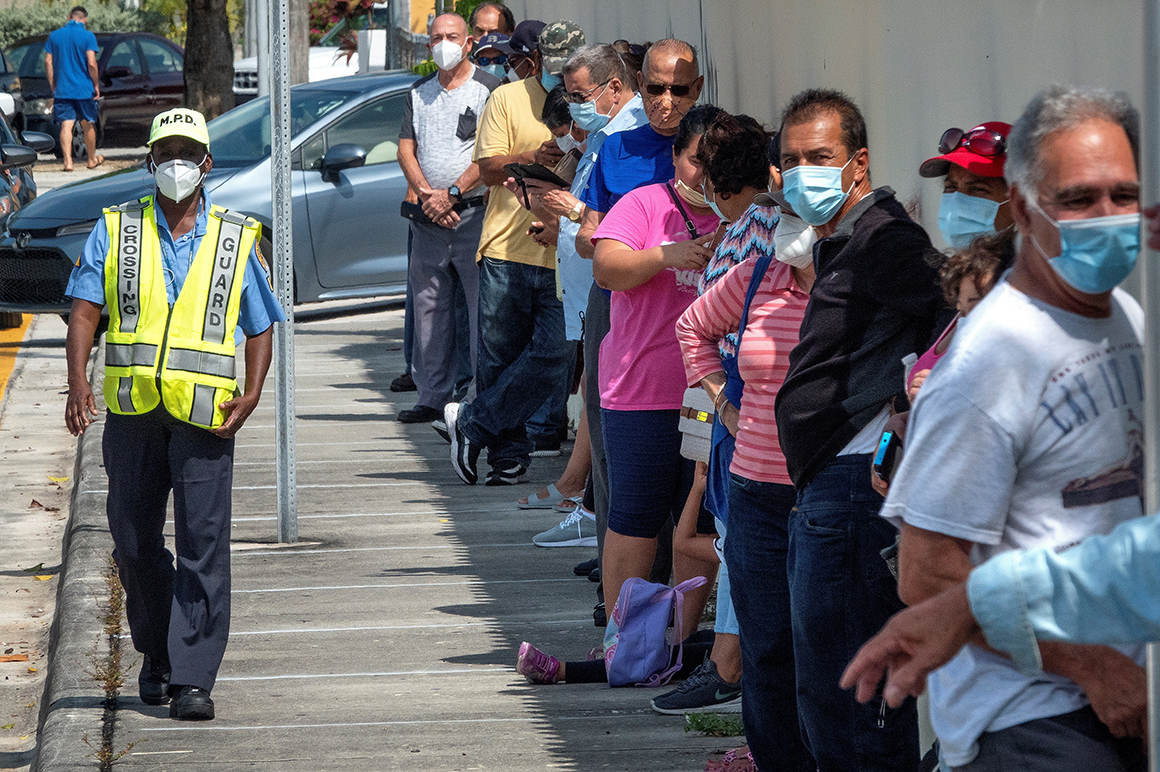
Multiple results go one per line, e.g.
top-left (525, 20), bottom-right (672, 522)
top-left (289, 0), bottom-right (309, 85)
top-left (185, 0), bottom-right (236, 119)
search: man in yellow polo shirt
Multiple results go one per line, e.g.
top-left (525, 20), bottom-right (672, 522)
top-left (63, 108), bottom-right (284, 720)
top-left (445, 20), bottom-right (584, 485)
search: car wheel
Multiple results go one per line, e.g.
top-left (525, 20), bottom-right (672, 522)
top-left (0, 312), bottom-right (22, 329)
top-left (66, 122), bottom-right (105, 163)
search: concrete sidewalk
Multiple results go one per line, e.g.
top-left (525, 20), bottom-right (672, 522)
top-left (35, 305), bottom-right (730, 770)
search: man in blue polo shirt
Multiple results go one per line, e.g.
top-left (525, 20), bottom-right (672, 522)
top-left (44, 6), bottom-right (102, 171)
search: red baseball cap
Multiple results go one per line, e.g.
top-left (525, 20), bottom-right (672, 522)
top-left (919, 121), bottom-right (1012, 179)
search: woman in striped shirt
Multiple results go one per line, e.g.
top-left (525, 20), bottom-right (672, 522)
top-left (676, 116), bottom-right (815, 771)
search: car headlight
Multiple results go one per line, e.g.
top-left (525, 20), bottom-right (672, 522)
top-left (26, 98), bottom-right (52, 116)
top-left (57, 220), bottom-right (97, 237)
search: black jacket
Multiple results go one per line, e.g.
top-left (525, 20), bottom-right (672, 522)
top-left (775, 187), bottom-right (951, 488)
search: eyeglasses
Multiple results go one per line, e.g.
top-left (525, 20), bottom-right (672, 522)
top-left (475, 53), bottom-right (507, 66)
top-left (938, 127), bottom-right (1007, 158)
top-left (643, 81), bottom-right (694, 98)
top-left (565, 79), bottom-right (610, 104)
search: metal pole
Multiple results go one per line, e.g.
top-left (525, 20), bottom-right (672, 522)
top-left (270, 0), bottom-right (297, 543)
top-left (257, 0), bottom-right (270, 98)
top-left (1143, 0), bottom-right (1160, 766)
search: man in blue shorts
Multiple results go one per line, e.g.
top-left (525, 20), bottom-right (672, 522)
top-left (44, 6), bottom-right (102, 171)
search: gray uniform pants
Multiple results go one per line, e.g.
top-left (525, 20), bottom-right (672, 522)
top-left (103, 407), bottom-right (234, 693)
top-left (408, 207), bottom-right (482, 410)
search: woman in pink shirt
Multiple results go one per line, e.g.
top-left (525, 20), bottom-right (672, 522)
top-left (589, 104), bottom-right (724, 634)
top-left (677, 122), bottom-right (815, 770)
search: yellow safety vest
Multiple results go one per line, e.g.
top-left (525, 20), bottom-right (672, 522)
top-left (102, 196), bottom-right (259, 429)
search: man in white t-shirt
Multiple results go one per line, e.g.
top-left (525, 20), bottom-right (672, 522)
top-left (884, 85), bottom-right (1147, 771)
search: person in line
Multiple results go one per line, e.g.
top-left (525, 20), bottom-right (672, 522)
top-left (472, 32), bottom-right (511, 80)
top-left (675, 113), bottom-right (813, 766)
top-left (63, 108), bottom-right (284, 720)
top-left (771, 89), bottom-right (948, 772)
top-left (922, 121), bottom-right (1014, 250)
top-left (395, 13), bottom-right (499, 425)
top-left (877, 84), bottom-right (1147, 772)
top-left (572, 38), bottom-right (704, 625)
top-left (444, 20), bottom-right (584, 485)
top-left (44, 5), bottom-right (102, 171)
top-left (591, 104), bottom-right (723, 643)
top-left (469, 1), bottom-right (514, 41)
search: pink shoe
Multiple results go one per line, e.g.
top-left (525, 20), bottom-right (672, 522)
top-left (516, 642), bottom-right (560, 684)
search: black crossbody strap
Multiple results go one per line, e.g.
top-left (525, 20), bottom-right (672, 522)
top-left (665, 182), bottom-right (699, 241)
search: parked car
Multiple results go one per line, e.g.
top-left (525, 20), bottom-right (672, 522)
top-left (233, 4), bottom-right (388, 103)
top-left (0, 48), bottom-right (24, 132)
top-left (7, 31), bottom-right (184, 159)
top-left (0, 92), bottom-right (54, 215)
top-left (0, 71), bottom-right (417, 316)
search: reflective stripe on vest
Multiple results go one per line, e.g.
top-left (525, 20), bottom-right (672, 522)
top-left (116, 207), bottom-right (144, 334)
top-left (165, 347), bottom-right (236, 379)
top-left (106, 342), bottom-right (160, 368)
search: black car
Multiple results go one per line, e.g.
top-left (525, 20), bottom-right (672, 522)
top-left (7, 31), bottom-right (184, 159)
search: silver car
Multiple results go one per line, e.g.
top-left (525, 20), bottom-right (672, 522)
top-left (0, 71), bottom-right (418, 313)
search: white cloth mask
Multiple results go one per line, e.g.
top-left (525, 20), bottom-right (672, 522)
top-left (773, 211), bottom-right (817, 268)
top-left (431, 40), bottom-right (465, 71)
top-left (556, 127), bottom-right (584, 154)
top-left (153, 158), bottom-right (205, 202)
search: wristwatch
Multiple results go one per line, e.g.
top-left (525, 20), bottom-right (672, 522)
top-left (567, 200), bottom-right (584, 223)
top-left (448, 185), bottom-right (461, 200)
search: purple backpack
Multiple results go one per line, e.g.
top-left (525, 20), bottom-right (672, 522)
top-left (603, 576), bottom-right (708, 687)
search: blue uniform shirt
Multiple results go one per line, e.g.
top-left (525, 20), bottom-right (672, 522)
top-left (579, 122), bottom-right (677, 214)
top-left (66, 190), bottom-right (286, 343)
top-left (44, 20), bottom-right (98, 99)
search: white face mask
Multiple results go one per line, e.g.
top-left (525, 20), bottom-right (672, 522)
top-left (153, 157), bottom-right (205, 202)
top-left (431, 39), bottom-right (465, 71)
top-left (773, 210), bottom-right (817, 269)
top-left (555, 128), bottom-right (583, 154)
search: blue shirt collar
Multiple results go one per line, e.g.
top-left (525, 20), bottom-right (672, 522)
top-left (152, 188), bottom-right (211, 242)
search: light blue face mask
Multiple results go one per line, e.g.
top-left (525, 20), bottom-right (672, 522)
top-left (1029, 201), bottom-right (1141, 294)
top-left (781, 156), bottom-right (854, 226)
top-left (701, 183), bottom-right (727, 223)
top-left (938, 191), bottom-right (1004, 249)
top-left (480, 63), bottom-right (507, 80)
top-left (568, 83), bottom-right (611, 133)
top-left (540, 71), bottom-right (562, 92)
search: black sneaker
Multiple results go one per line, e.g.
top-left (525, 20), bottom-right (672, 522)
top-left (650, 659), bottom-right (742, 715)
top-left (529, 438), bottom-right (562, 458)
top-left (593, 601), bottom-right (607, 627)
top-left (485, 460), bottom-right (527, 485)
top-left (573, 557), bottom-right (598, 576)
top-left (169, 685), bottom-right (215, 720)
top-left (397, 404), bottom-right (442, 424)
top-left (138, 654), bottom-right (170, 705)
top-left (445, 403), bottom-right (479, 485)
top-left (389, 372), bottom-right (417, 392)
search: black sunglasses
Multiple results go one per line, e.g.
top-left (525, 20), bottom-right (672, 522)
top-left (938, 127), bottom-right (1006, 157)
top-left (475, 53), bottom-right (507, 66)
top-left (643, 81), bottom-right (694, 98)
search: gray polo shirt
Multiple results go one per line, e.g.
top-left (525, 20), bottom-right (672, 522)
top-left (400, 65), bottom-right (500, 196)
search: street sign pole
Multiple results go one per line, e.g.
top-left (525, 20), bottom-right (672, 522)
top-left (1143, 1), bottom-right (1160, 767)
top-left (270, 0), bottom-right (297, 543)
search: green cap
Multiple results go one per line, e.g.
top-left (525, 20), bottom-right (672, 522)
top-left (538, 21), bottom-right (585, 75)
top-left (148, 108), bottom-right (210, 150)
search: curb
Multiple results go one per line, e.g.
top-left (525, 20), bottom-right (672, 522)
top-left (32, 346), bottom-right (111, 772)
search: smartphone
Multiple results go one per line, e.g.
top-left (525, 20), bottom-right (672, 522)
top-left (872, 430), bottom-right (903, 484)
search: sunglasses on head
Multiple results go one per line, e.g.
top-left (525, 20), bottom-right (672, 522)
top-left (939, 127), bottom-right (1007, 158)
top-left (475, 53), bottom-right (507, 66)
top-left (643, 81), bottom-right (694, 98)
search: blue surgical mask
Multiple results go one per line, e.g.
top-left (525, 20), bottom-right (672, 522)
top-left (938, 191), bottom-right (1004, 249)
top-left (701, 183), bottom-right (727, 223)
top-left (480, 63), bottom-right (507, 80)
top-left (1029, 201), bottom-right (1141, 294)
top-left (540, 71), bottom-right (562, 92)
top-left (568, 83), bottom-right (611, 133)
top-left (781, 156), bottom-right (855, 226)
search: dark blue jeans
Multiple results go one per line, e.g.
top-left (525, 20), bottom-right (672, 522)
top-left (725, 473), bottom-right (814, 772)
top-left (460, 256), bottom-right (570, 467)
top-left (788, 454), bottom-right (918, 772)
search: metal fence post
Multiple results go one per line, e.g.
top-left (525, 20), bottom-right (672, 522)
top-left (270, 0), bottom-right (297, 543)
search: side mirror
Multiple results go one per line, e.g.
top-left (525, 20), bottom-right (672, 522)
top-left (20, 131), bottom-right (54, 154)
top-left (319, 142), bottom-right (366, 182)
top-left (0, 144), bottom-right (38, 170)
top-left (0, 93), bottom-right (14, 118)
top-left (104, 65), bottom-right (133, 81)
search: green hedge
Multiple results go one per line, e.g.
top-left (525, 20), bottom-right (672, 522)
top-left (0, 2), bottom-right (169, 51)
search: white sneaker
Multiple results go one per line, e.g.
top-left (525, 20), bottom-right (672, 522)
top-left (532, 506), bottom-right (597, 547)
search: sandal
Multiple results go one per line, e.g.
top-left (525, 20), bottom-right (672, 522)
top-left (552, 495), bottom-right (584, 513)
top-left (518, 483), bottom-right (566, 509)
top-left (705, 745), bottom-right (757, 772)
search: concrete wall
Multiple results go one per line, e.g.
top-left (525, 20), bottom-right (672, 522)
top-left (506, 0), bottom-right (1144, 243)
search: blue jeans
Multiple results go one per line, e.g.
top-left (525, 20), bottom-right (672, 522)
top-left (725, 473), bottom-right (814, 772)
top-left (788, 455), bottom-right (918, 772)
top-left (460, 257), bottom-right (570, 467)
top-left (526, 342), bottom-right (576, 444)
